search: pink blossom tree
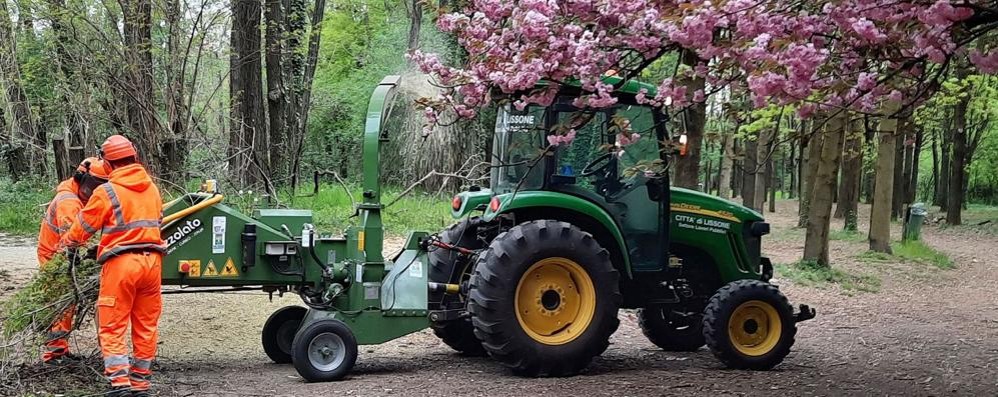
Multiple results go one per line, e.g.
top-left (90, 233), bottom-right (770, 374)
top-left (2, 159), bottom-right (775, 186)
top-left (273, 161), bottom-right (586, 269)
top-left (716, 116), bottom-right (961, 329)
top-left (410, 0), bottom-right (997, 129)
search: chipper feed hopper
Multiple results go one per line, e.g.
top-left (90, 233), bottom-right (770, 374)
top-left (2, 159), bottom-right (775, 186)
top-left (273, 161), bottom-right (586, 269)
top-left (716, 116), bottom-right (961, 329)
top-left (159, 76), bottom-right (431, 381)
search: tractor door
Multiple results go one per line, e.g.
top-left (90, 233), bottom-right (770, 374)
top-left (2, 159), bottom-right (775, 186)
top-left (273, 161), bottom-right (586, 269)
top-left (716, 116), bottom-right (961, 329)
top-left (603, 104), bottom-right (669, 272)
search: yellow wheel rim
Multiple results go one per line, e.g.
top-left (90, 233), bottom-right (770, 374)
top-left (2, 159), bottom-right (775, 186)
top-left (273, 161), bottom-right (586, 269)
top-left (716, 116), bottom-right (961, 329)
top-left (514, 257), bottom-right (596, 345)
top-left (728, 300), bottom-right (782, 356)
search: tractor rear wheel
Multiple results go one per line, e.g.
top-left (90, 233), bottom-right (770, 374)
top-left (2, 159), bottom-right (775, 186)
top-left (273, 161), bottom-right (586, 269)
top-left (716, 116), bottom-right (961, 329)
top-left (262, 306), bottom-right (307, 363)
top-left (638, 308), bottom-right (705, 352)
top-left (702, 280), bottom-right (796, 370)
top-left (469, 220), bottom-right (621, 377)
top-left (428, 219), bottom-right (486, 356)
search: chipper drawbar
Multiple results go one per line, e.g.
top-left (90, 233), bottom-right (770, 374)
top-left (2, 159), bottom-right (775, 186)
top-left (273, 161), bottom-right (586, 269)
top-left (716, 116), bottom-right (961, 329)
top-left (158, 75), bottom-right (815, 382)
top-left (160, 76), bottom-right (432, 381)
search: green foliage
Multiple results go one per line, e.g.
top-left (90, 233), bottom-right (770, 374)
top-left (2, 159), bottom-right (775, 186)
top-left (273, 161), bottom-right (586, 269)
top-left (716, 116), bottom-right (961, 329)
top-left (1, 253), bottom-right (99, 337)
top-left (829, 229), bottom-right (864, 242)
top-left (891, 241), bottom-right (954, 269)
top-left (286, 184), bottom-right (455, 235)
top-left (775, 260), bottom-right (881, 293)
top-left (0, 178), bottom-right (51, 236)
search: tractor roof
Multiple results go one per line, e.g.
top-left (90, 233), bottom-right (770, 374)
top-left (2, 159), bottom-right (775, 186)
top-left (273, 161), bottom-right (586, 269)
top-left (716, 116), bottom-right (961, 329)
top-left (538, 75), bottom-right (659, 97)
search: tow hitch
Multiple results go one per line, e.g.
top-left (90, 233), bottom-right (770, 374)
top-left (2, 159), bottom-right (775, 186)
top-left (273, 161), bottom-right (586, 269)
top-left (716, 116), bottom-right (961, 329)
top-left (794, 304), bottom-right (817, 323)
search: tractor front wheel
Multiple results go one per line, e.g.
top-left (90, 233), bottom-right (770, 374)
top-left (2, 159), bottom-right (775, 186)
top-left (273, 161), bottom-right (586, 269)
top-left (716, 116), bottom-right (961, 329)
top-left (638, 307), bottom-right (705, 352)
top-left (469, 220), bottom-right (621, 377)
top-left (702, 280), bottom-right (796, 370)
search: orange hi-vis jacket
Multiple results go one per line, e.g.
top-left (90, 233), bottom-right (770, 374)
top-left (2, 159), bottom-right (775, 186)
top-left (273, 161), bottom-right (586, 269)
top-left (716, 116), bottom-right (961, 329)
top-left (38, 179), bottom-right (83, 264)
top-left (62, 164), bottom-right (165, 261)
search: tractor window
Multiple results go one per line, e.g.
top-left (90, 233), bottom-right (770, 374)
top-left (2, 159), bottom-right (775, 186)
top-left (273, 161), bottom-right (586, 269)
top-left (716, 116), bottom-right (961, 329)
top-left (554, 111), bottom-right (607, 188)
top-left (493, 105), bottom-right (547, 192)
top-left (613, 104), bottom-right (663, 181)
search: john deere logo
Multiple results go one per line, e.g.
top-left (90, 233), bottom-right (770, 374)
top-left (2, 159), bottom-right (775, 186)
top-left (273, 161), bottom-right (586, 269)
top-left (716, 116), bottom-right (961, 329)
top-left (167, 219), bottom-right (203, 247)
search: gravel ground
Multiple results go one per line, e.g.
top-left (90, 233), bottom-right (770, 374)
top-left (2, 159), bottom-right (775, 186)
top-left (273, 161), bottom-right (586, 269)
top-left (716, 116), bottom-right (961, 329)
top-left (1, 201), bottom-right (996, 396)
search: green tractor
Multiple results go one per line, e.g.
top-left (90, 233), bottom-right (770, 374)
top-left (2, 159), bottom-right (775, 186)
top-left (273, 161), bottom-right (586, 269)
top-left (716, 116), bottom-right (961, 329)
top-left (428, 77), bottom-right (815, 376)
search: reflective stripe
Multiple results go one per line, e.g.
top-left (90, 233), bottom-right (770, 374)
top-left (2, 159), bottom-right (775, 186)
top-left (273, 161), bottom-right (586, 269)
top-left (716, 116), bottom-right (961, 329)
top-left (44, 193), bottom-right (78, 234)
top-left (102, 219), bottom-right (161, 234)
top-left (103, 184), bottom-right (126, 226)
top-left (78, 213), bottom-right (99, 234)
top-left (132, 359), bottom-right (153, 370)
top-left (97, 243), bottom-right (166, 263)
top-left (107, 368), bottom-right (129, 379)
top-left (104, 355), bottom-right (130, 368)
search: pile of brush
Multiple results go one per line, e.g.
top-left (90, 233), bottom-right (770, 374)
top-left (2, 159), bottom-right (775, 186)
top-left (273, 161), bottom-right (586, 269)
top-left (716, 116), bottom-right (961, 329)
top-left (0, 250), bottom-right (102, 395)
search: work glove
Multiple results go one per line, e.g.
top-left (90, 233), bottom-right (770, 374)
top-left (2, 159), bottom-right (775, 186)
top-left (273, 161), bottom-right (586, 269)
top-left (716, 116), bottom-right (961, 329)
top-left (84, 245), bottom-right (98, 261)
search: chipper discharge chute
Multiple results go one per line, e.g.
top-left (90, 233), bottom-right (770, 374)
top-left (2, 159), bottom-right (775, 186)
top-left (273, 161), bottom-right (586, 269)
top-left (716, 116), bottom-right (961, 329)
top-left (158, 76), bottom-right (435, 382)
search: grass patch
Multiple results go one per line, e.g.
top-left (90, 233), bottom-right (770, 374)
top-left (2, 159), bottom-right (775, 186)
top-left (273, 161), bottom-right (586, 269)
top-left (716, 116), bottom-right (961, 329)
top-left (829, 229), bottom-right (865, 242)
top-left (775, 260), bottom-right (881, 293)
top-left (0, 178), bottom-right (50, 236)
top-left (891, 240), bottom-right (954, 269)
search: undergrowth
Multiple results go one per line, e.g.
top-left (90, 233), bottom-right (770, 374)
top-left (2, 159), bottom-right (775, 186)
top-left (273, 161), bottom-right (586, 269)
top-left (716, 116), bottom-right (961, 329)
top-left (776, 260), bottom-right (881, 293)
top-left (0, 178), bottom-right (50, 236)
top-left (891, 241), bottom-right (954, 269)
top-left (829, 229), bottom-right (865, 242)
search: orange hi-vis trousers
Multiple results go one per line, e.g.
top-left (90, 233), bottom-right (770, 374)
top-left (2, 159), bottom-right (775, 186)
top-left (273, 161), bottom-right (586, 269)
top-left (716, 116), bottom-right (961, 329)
top-left (97, 252), bottom-right (162, 391)
top-left (38, 257), bottom-right (75, 362)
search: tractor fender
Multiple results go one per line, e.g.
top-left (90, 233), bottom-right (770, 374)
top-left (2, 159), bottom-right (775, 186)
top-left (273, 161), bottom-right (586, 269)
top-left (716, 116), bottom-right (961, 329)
top-left (482, 191), bottom-right (632, 278)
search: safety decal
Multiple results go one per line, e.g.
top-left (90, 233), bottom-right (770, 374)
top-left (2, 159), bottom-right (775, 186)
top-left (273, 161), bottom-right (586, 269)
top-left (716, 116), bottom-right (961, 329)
top-left (212, 216), bottom-right (226, 254)
top-left (179, 260), bottom-right (201, 277)
top-left (221, 258), bottom-right (239, 277)
top-left (409, 260), bottom-right (423, 278)
top-left (202, 260), bottom-right (219, 277)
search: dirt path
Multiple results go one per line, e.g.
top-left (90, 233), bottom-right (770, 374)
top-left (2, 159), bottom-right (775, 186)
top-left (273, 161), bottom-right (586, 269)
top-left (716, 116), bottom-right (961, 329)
top-left (2, 203), bottom-right (997, 396)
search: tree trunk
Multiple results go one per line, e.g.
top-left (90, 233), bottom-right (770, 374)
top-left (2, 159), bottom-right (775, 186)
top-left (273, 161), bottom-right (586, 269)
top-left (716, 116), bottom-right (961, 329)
top-left (742, 137), bottom-right (758, 209)
top-left (0, 1), bottom-right (45, 178)
top-left (869, 101), bottom-right (901, 253)
top-left (718, 133), bottom-right (734, 199)
top-left (752, 129), bottom-right (771, 212)
top-left (930, 127), bottom-right (939, 205)
top-left (120, 0), bottom-right (161, 175)
top-left (45, 0), bottom-right (88, 171)
top-left (767, 146), bottom-right (776, 213)
top-left (230, 0), bottom-right (267, 186)
top-left (947, 68), bottom-right (971, 225)
top-left (52, 137), bottom-right (71, 181)
top-left (891, 122), bottom-right (906, 221)
top-left (406, 0), bottom-right (422, 50)
top-left (673, 50), bottom-right (706, 190)
top-left (909, 127), bottom-right (923, 204)
top-left (265, 0), bottom-right (287, 183)
top-left (162, 0), bottom-right (188, 183)
top-left (938, 116), bottom-right (952, 209)
top-left (704, 140), bottom-right (714, 194)
top-left (803, 114), bottom-right (845, 267)
top-left (799, 125), bottom-right (823, 228)
top-left (288, 0), bottom-right (325, 190)
top-left (835, 117), bottom-right (863, 230)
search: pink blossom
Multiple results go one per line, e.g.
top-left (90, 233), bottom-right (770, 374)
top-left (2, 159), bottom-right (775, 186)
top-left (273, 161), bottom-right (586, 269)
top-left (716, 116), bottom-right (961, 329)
top-left (547, 129), bottom-right (577, 146)
top-left (970, 49), bottom-right (998, 74)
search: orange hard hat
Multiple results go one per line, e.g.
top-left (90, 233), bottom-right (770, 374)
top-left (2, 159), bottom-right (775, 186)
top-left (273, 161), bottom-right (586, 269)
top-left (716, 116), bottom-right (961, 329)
top-left (89, 159), bottom-right (111, 179)
top-left (100, 135), bottom-right (137, 161)
top-left (76, 157), bottom-right (98, 173)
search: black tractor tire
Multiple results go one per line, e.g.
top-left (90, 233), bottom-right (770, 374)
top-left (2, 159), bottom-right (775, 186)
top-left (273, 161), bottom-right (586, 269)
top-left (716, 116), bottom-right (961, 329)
top-left (702, 280), bottom-right (796, 370)
top-left (291, 319), bottom-right (358, 382)
top-left (637, 308), bottom-right (705, 352)
top-left (428, 219), bottom-right (487, 356)
top-left (469, 220), bottom-right (621, 377)
top-left (262, 306), bottom-right (307, 364)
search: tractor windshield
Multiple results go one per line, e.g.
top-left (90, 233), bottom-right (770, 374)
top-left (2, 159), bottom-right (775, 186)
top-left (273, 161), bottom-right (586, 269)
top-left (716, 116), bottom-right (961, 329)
top-left (492, 105), bottom-right (547, 192)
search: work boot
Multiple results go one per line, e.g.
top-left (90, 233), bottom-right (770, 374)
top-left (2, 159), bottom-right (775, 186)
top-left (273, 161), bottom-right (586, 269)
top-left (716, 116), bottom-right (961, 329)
top-left (43, 353), bottom-right (81, 366)
top-left (132, 390), bottom-right (150, 397)
top-left (105, 386), bottom-right (131, 397)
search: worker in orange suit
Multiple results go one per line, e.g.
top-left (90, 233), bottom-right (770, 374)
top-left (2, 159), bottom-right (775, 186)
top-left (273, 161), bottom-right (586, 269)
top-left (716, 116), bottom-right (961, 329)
top-left (37, 157), bottom-right (110, 363)
top-left (62, 135), bottom-right (164, 397)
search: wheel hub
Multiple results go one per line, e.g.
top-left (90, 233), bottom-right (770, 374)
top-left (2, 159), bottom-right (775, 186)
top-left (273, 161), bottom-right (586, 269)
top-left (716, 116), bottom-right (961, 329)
top-left (515, 258), bottom-right (596, 345)
top-left (728, 300), bottom-right (782, 356)
top-left (308, 332), bottom-right (347, 371)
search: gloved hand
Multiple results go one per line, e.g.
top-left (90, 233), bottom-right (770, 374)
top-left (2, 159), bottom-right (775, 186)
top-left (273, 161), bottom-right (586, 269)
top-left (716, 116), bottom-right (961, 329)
top-left (65, 247), bottom-right (80, 267)
top-left (84, 245), bottom-right (98, 261)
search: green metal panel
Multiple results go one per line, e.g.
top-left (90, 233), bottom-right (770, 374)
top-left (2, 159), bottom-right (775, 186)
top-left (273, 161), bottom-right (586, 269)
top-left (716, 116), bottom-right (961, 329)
top-left (380, 245), bottom-right (429, 312)
top-left (482, 190), bottom-right (632, 277)
top-left (253, 209), bottom-right (313, 235)
top-left (668, 187), bottom-right (763, 282)
top-left (450, 188), bottom-right (493, 219)
top-left (302, 309), bottom-right (429, 345)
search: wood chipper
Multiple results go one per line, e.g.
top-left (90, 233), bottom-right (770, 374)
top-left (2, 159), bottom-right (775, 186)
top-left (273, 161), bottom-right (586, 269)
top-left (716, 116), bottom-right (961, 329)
top-left (158, 76), bottom-right (434, 381)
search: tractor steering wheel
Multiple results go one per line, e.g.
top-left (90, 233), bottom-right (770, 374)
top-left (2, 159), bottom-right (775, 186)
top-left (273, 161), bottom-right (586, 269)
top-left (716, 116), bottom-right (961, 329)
top-left (580, 152), bottom-right (614, 177)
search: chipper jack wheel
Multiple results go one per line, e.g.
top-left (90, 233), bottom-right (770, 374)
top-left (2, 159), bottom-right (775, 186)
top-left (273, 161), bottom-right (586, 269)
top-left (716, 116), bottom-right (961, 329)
top-left (262, 306), bottom-right (307, 364)
top-left (291, 319), bottom-right (358, 382)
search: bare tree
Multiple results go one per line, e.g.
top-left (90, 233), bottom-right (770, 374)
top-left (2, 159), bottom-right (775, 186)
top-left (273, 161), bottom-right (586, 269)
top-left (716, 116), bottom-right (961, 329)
top-left (674, 50), bottom-right (706, 190)
top-left (0, 1), bottom-right (43, 179)
top-left (835, 116), bottom-right (863, 230)
top-left (230, 0), bottom-right (267, 186)
top-left (947, 65), bottom-right (971, 225)
top-left (803, 114), bottom-right (845, 266)
top-left (869, 101), bottom-right (902, 253)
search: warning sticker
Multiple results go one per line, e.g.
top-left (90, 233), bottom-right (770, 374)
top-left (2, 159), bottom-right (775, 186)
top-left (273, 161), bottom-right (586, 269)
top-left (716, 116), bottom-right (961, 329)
top-left (179, 260), bottom-right (201, 277)
top-left (408, 260), bottom-right (423, 278)
top-left (202, 260), bottom-right (219, 277)
top-left (221, 258), bottom-right (239, 277)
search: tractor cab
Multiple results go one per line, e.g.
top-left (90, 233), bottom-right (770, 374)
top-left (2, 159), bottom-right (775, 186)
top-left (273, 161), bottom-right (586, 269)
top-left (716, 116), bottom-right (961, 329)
top-left (491, 95), bottom-right (673, 272)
